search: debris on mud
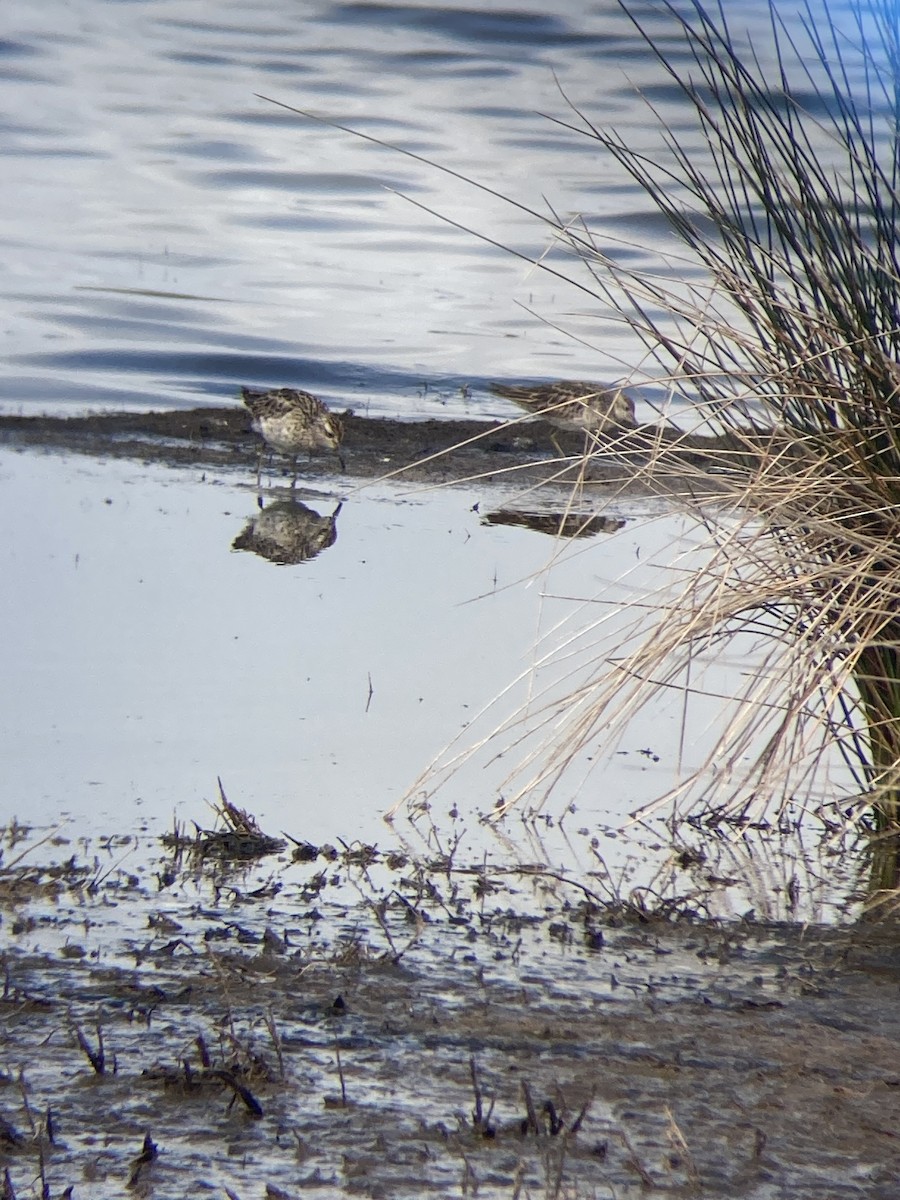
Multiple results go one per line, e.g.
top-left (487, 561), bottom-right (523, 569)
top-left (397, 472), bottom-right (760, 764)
top-left (160, 780), bottom-right (287, 863)
top-left (2, 816), bottom-right (900, 1199)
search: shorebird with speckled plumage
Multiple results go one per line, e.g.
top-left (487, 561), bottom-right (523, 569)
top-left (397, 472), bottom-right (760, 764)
top-left (241, 386), bottom-right (345, 486)
top-left (491, 380), bottom-right (637, 451)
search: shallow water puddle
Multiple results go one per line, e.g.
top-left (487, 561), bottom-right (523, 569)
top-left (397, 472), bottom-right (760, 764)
top-left (0, 447), bottom-right (665, 839)
top-left (0, 444), bottom-right (857, 924)
top-left (0, 444), bottom-right (885, 1197)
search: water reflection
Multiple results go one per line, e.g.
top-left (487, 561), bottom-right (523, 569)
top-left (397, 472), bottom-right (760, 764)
top-left (232, 496), bottom-right (342, 565)
top-left (482, 508), bottom-right (626, 539)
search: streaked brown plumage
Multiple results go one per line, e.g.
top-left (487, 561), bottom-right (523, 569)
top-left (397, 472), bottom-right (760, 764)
top-left (490, 380), bottom-right (637, 439)
top-left (241, 386), bottom-right (345, 485)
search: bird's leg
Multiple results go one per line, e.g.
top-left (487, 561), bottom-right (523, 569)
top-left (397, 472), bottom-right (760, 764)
top-left (291, 456), bottom-right (299, 489)
top-left (255, 444), bottom-right (265, 489)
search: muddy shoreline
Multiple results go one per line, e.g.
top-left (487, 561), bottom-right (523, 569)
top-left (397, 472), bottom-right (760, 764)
top-left (2, 410), bottom-right (895, 1197)
top-left (3, 840), bottom-right (900, 1199)
top-left (0, 404), bottom-right (723, 491)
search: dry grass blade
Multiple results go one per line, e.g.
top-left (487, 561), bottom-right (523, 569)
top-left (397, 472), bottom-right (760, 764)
top-left (259, 3), bottom-right (900, 899)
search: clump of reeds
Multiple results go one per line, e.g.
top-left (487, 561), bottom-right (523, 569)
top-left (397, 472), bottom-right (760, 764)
top-left (410, 0), bottom-right (900, 895)
top-left (562, 0), bottom-right (900, 840)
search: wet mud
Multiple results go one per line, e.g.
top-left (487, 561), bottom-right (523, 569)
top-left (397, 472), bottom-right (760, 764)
top-left (0, 405), bottom-right (724, 493)
top-left (2, 840), bottom-right (900, 1199)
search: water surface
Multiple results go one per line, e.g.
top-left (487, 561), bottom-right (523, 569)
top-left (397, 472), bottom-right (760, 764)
top-left (0, 0), bottom-right (807, 421)
top-left (0, 443), bottom-right (855, 920)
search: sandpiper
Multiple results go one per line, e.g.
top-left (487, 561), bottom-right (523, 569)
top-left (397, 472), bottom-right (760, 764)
top-left (241, 386), bottom-right (345, 485)
top-left (491, 380), bottom-right (637, 449)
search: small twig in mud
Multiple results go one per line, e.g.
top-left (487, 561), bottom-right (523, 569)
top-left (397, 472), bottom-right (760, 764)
top-left (334, 1038), bottom-right (348, 1108)
top-left (459, 1149), bottom-right (479, 1195)
top-left (292, 1132), bottom-right (312, 1163)
top-left (569, 1086), bottom-right (596, 1135)
top-left (391, 888), bottom-right (427, 929)
top-left (665, 1105), bottom-right (700, 1186)
top-left (1, 824), bottom-right (66, 872)
top-left (469, 1056), bottom-right (495, 1137)
top-left (510, 1159), bottom-right (526, 1200)
top-left (752, 1127), bottom-right (767, 1160)
top-left (150, 1060), bottom-right (264, 1116)
top-left (264, 1008), bottom-right (286, 1081)
top-left (36, 1137), bottom-right (48, 1200)
top-left (543, 1133), bottom-right (572, 1200)
top-left (365, 671), bottom-right (374, 713)
top-left (15, 1072), bottom-right (36, 1138)
top-left (72, 1020), bottom-right (107, 1075)
top-left (126, 1133), bottom-right (158, 1189)
top-left (89, 841), bottom-right (137, 891)
top-left (211, 1070), bottom-right (264, 1118)
top-left (543, 1098), bottom-right (564, 1136)
top-left (195, 1033), bottom-right (211, 1068)
top-left (617, 1128), bottom-right (655, 1188)
top-left (376, 893), bottom-right (426, 963)
top-left (219, 1025), bottom-right (271, 1082)
top-left (364, 895), bottom-right (402, 962)
top-left (521, 1080), bottom-right (541, 1136)
top-left (470, 1056), bottom-right (484, 1129)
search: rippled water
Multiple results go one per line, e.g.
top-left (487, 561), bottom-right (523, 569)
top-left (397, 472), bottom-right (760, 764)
top-left (0, 0), bottom-right (812, 421)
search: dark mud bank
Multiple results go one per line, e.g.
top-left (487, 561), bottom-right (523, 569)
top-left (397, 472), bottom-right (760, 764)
top-left (3, 878), bottom-right (900, 1199)
top-left (0, 405), bottom-right (726, 490)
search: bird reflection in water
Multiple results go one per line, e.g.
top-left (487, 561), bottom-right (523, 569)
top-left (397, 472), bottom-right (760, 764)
top-left (481, 510), bottom-right (626, 539)
top-left (232, 497), bottom-right (343, 565)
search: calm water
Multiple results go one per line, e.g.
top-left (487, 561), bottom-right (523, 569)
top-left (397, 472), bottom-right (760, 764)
top-left (0, 0), bottom-right (828, 422)
top-left (0, 444), bottom-right (854, 920)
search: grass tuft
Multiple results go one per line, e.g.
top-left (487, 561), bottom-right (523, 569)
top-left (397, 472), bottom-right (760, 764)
top-left (402, 0), bottom-right (900, 897)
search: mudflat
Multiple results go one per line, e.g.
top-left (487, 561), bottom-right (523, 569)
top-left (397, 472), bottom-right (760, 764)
top-left (0, 404), bottom-right (727, 493)
top-left (2, 842), bottom-right (900, 1199)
